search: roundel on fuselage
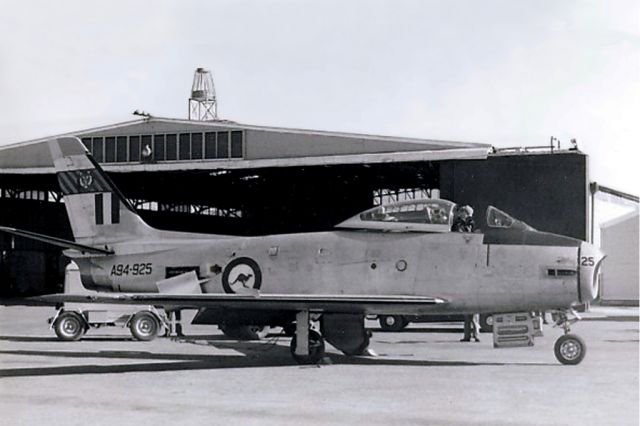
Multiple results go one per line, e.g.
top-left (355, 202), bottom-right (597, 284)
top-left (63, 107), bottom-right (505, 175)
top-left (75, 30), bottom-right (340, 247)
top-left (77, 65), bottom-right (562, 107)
top-left (221, 257), bottom-right (262, 294)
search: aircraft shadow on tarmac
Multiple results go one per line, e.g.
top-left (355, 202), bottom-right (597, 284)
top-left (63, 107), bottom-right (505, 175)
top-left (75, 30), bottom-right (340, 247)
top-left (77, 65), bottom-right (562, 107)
top-left (374, 327), bottom-right (466, 333)
top-left (0, 334), bottom-right (552, 378)
top-left (0, 335), bottom-right (142, 343)
top-left (0, 333), bottom-right (237, 343)
top-left (0, 335), bottom-right (62, 343)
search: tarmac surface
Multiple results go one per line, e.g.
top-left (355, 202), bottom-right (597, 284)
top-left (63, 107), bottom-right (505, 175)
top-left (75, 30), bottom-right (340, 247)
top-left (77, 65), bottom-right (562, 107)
top-left (0, 306), bottom-right (637, 426)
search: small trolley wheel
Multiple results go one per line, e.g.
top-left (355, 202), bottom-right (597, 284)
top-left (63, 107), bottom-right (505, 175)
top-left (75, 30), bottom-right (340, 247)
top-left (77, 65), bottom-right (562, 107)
top-left (379, 315), bottom-right (407, 331)
top-left (554, 334), bottom-right (586, 365)
top-left (53, 311), bottom-right (86, 341)
top-left (290, 330), bottom-right (325, 364)
top-left (130, 311), bottom-right (159, 341)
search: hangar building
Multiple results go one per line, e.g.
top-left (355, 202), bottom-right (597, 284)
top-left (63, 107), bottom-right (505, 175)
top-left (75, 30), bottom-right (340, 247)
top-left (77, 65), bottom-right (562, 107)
top-left (0, 117), bottom-right (588, 297)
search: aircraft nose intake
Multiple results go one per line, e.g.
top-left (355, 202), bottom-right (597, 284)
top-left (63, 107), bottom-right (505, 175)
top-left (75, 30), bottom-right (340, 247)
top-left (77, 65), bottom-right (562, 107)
top-left (579, 242), bottom-right (606, 303)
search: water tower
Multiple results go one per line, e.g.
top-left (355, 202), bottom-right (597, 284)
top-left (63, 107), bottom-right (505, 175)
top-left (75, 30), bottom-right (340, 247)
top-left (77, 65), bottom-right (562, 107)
top-left (188, 68), bottom-right (218, 120)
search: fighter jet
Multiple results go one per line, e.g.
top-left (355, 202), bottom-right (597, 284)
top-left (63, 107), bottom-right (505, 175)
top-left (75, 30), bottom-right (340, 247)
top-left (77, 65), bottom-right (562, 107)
top-left (0, 137), bottom-right (605, 365)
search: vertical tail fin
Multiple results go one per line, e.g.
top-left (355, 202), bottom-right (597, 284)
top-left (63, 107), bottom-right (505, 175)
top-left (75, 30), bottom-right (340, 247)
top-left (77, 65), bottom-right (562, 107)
top-left (49, 137), bottom-right (155, 246)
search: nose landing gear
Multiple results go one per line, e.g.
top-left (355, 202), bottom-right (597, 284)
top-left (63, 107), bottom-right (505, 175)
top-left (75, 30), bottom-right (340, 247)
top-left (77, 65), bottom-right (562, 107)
top-left (552, 310), bottom-right (586, 365)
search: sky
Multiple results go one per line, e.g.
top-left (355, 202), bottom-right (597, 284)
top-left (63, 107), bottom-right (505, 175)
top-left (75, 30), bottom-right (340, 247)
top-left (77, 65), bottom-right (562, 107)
top-left (1, 0), bottom-right (639, 202)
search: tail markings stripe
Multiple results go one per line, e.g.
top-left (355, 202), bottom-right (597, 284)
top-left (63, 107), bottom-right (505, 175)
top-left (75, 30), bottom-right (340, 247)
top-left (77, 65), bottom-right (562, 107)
top-left (57, 172), bottom-right (74, 195)
top-left (95, 193), bottom-right (104, 225)
top-left (57, 169), bottom-right (111, 195)
top-left (55, 156), bottom-right (136, 214)
top-left (111, 193), bottom-right (120, 224)
top-left (93, 193), bottom-right (121, 225)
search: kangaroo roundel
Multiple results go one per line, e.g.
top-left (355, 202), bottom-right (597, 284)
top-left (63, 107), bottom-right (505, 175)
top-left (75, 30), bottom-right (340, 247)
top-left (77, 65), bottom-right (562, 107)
top-left (222, 257), bottom-right (262, 294)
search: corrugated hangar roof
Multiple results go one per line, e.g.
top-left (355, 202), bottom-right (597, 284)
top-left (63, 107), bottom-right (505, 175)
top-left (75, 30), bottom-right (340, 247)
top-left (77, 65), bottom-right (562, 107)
top-left (0, 117), bottom-right (491, 174)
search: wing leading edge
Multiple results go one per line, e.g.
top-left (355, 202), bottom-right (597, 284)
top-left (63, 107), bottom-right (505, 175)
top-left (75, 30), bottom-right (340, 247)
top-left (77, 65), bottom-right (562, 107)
top-left (31, 293), bottom-right (448, 315)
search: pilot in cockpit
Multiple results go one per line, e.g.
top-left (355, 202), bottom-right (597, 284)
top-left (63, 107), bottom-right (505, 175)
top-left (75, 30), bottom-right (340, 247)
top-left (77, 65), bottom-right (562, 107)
top-left (452, 205), bottom-right (475, 232)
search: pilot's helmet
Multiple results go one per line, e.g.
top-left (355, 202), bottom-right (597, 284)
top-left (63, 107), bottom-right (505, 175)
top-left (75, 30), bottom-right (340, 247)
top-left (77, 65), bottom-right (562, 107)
top-left (459, 205), bottom-right (474, 216)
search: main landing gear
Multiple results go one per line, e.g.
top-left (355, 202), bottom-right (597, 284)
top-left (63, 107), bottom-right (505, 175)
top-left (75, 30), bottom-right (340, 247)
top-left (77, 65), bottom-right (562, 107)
top-left (290, 329), bottom-right (326, 364)
top-left (552, 310), bottom-right (586, 365)
top-left (290, 311), bottom-right (325, 364)
top-left (288, 312), bottom-right (372, 364)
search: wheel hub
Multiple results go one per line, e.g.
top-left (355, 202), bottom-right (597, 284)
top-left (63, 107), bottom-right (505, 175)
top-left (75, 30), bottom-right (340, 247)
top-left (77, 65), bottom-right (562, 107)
top-left (63, 319), bottom-right (78, 334)
top-left (560, 339), bottom-right (581, 360)
top-left (138, 319), bottom-right (153, 334)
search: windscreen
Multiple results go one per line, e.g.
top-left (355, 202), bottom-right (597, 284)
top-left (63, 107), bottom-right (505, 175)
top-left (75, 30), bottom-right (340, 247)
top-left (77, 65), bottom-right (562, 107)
top-left (486, 206), bottom-right (515, 228)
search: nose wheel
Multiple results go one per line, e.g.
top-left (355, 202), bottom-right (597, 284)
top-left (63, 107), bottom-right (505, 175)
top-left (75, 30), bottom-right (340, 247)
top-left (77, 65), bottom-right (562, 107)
top-left (554, 334), bottom-right (586, 365)
top-left (552, 310), bottom-right (587, 365)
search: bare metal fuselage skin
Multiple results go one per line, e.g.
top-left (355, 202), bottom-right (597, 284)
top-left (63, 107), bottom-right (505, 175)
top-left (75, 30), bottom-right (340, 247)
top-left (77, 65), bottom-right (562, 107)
top-left (73, 227), bottom-right (596, 316)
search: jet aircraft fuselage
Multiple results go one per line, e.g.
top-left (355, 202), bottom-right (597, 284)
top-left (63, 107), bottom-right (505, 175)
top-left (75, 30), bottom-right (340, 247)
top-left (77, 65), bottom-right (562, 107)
top-left (74, 224), bottom-right (599, 318)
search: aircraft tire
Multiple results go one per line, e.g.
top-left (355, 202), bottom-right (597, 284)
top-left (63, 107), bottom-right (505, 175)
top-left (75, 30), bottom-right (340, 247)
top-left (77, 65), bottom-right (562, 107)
top-left (379, 315), bottom-right (407, 331)
top-left (554, 334), bottom-right (586, 365)
top-left (479, 314), bottom-right (493, 333)
top-left (290, 330), bottom-right (325, 364)
top-left (129, 312), bottom-right (159, 341)
top-left (53, 311), bottom-right (86, 341)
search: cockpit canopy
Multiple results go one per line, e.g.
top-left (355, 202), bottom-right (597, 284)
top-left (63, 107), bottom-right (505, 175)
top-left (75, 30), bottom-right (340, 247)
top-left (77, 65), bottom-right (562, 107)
top-left (336, 200), bottom-right (528, 233)
top-left (336, 199), bottom-right (457, 232)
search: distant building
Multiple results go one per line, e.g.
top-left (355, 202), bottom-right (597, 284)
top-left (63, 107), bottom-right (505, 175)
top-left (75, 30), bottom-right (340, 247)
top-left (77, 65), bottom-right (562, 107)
top-left (600, 210), bottom-right (639, 305)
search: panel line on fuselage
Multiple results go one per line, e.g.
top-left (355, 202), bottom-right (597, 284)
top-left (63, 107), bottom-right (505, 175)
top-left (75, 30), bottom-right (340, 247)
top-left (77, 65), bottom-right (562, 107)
top-left (486, 244), bottom-right (490, 266)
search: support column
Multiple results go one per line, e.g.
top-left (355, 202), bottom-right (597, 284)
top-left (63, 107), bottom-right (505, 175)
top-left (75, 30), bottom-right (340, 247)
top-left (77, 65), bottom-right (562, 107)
top-left (167, 310), bottom-right (183, 337)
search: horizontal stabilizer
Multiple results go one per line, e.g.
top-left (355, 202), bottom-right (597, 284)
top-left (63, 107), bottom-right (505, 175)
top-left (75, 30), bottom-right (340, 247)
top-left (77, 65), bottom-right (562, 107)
top-left (30, 293), bottom-right (448, 315)
top-left (0, 226), bottom-right (114, 255)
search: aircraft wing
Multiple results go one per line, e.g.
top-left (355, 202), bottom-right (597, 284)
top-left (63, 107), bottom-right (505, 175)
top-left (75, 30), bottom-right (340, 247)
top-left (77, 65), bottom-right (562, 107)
top-left (0, 226), bottom-right (114, 255)
top-left (31, 293), bottom-right (448, 315)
